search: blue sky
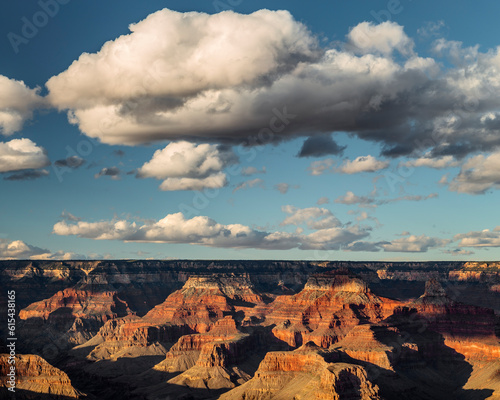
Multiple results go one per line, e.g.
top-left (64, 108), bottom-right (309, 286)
top-left (1, 0), bottom-right (500, 260)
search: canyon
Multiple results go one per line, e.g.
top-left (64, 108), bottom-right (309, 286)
top-left (0, 260), bottom-right (499, 399)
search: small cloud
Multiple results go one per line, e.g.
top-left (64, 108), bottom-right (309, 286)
top-left (0, 138), bottom-right (50, 173)
top-left (54, 156), bottom-right (86, 169)
top-left (60, 211), bottom-right (81, 222)
top-left (233, 178), bottom-right (265, 193)
top-left (274, 183), bottom-right (299, 194)
top-left (381, 234), bottom-right (450, 253)
top-left (455, 227), bottom-right (500, 248)
top-left (307, 158), bottom-right (335, 176)
top-left (137, 141), bottom-right (237, 191)
top-left (241, 166), bottom-right (266, 176)
top-left (0, 238), bottom-right (77, 260)
top-left (442, 248), bottom-right (474, 256)
top-left (401, 155), bottom-right (458, 169)
top-left (335, 191), bottom-right (374, 205)
top-left (4, 169), bottom-right (49, 181)
top-left (95, 166), bottom-right (121, 180)
top-left (417, 20), bottom-right (446, 39)
top-left (347, 21), bottom-right (414, 56)
top-left (298, 135), bottom-right (345, 158)
top-left (345, 241), bottom-right (381, 252)
top-left (317, 197), bottom-right (329, 205)
top-left (281, 205), bottom-right (341, 230)
top-left (377, 193), bottom-right (438, 205)
top-left (438, 174), bottom-right (449, 185)
top-left (113, 149), bottom-right (125, 157)
top-left (336, 155), bottom-right (389, 174)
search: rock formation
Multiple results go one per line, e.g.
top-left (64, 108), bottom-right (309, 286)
top-left (267, 271), bottom-right (400, 348)
top-left (219, 342), bottom-right (381, 400)
top-left (17, 287), bottom-right (133, 358)
top-left (0, 354), bottom-right (83, 398)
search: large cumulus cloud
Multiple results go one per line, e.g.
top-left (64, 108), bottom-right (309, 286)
top-left (46, 9), bottom-right (319, 145)
top-left (40, 9), bottom-right (500, 158)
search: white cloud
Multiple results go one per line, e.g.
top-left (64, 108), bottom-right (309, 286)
top-left (35, 251), bottom-right (83, 260)
top-left (299, 225), bottom-right (370, 250)
top-left (403, 56), bottom-right (439, 74)
top-left (274, 183), bottom-right (290, 194)
top-left (438, 174), bottom-right (449, 185)
top-left (241, 166), bottom-right (266, 176)
top-left (455, 227), bottom-right (500, 247)
top-left (53, 210), bottom-right (370, 251)
top-left (233, 178), bottom-right (264, 193)
top-left (448, 151), bottom-right (500, 194)
top-left (402, 155), bottom-right (459, 169)
top-left (34, 9), bottom-right (500, 160)
top-left (337, 155), bottom-right (389, 174)
top-left (274, 183), bottom-right (299, 194)
top-left (335, 191), bottom-right (374, 205)
top-left (345, 241), bottom-right (381, 252)
top-left (442, 248), bottom-right (474, 256)
top-left (347, 21), bottom-right (414, 56)
top-left (137, 141), bottom-right (237, 191)
top-left (377, 193), bottom-right (438, 204)
top-left (307, 158), bottom-right (335, 176)
top-left (46, 8), bottom-right (318, 145)
top-left (317, 197), bottom-right (329, 205)
top-left (161, 174), bottom-right (227, 191)
top-left (0, 239), bottom-right (47, 260)
top-left (0, 239), bottom-right (79, 260)
top-left (0, 75), bottom-right (43, 136)
top-left (381, 234), bottom-right (450, 252)
top-left (0, 139), bottom-right (50, 173)
top-left (417, 21), bottom-right (445, 39)
top-left (335, 190), bottom-right (438, 206)
top-left (281, 206), bottom-right (341, 230)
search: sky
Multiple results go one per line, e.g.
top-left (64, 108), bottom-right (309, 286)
top-left (1, 0), bottom-right (500, 261)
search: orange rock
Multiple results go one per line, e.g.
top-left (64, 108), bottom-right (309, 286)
top-left (19, 288), bottom-right (131, 323)
top-left (219, 343), bottom-right (381, 400)
top-left (0, 354), bottom-right (83, 398)
top-left (267, 271), bottom-right (400, 348)
top-left (80, 275), bottom-right (262, 360)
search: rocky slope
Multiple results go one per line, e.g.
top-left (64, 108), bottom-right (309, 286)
top-left (366, 279), bottom-right (500, 399)
top-left (17, 287), bottom-right (133, 359)
top-left (76, 274), bottom-right (266, 364)
top-left (0, 354), bottom-right (84, 399)
top-left (266, 270), bottom-right (401, 348)
top-left (219, 342), bottom-right (381, 400)
top-left (396, 279), bottom-right (499, 364)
